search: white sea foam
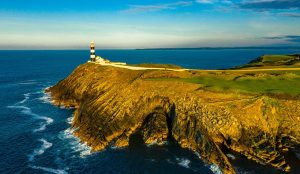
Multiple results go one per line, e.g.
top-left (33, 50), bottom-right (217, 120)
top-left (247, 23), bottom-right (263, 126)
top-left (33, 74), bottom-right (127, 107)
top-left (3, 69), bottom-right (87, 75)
top-left (34, 124), bottom-right (47, 132)
top-left (146, 140), bottom-right (158, 147)
top-left (33, 117), bottom-right (54, 132)
top-left (62, 117), bottom-right (92, 157)
top-left (28, 139), bottom-right (53, 162)
top-left (7, 105), bottom-right (30, 111)
top-left (226, 153), bottom-right (236, 160)
top-left (58, 126), bottom-right (92, 158)
top-left (7, 104), bottom-right (39, 117)
top-left (9, 91), bottom-right (67, 173)
top-left (39, 90), bottom-right (52, 104)
top-left (66, 117), bottom-right (73, 124)
top-left (18, 82), bottom-right (38, 85)
top-left (32, 90), bottom-right (43, 94)
top-left (146, 140), bottom-right (168, 147)
top-left (21, 107), bottom-right (39, 117)
top-left (18, 80), bottom-right (38, 85)
top-left (39, 95), bottom-right (52, 104)
top-left (209, 164), bottom-right (223, 174)
top-left (28, 139), bottom-right (68, 174)
top-left (32, 115), bottom-right (53, 133)
top-left (77, 142), bottom-right (92, 157)
top-left (8, 94), bottom-right (54, 133)
top-left (42, 116), bottom-right (54, 124)
top-left (176, 158), bottom-right (191, 168)
top-left (19, 93), bottom-right (30, 104)
top-left (29, 165), bottom-right (67, 174)
top-left (194, 151), bottom-right (202, 159)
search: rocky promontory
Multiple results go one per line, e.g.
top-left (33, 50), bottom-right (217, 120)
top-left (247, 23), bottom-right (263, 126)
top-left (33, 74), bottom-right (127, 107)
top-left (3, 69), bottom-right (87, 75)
top-left (48, 61), bottom-right (300, 174)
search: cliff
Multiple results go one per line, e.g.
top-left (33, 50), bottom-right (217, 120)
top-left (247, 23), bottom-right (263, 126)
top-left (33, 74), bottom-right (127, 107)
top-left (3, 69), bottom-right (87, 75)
top-left (48, 63), bottom-right (300, 174)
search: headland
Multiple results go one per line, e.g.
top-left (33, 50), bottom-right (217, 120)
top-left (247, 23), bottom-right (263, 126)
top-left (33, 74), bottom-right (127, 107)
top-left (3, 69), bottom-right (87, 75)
top-left (48, 51), bottom-right (300, 174)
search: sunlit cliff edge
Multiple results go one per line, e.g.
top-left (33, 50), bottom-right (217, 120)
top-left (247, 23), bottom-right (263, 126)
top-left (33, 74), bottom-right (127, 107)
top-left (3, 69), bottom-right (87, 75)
top-left (48, 54), bottom-right (300, 174)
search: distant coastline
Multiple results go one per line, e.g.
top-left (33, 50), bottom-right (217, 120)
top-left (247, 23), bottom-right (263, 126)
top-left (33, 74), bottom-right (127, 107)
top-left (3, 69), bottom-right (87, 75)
top-left (136, 46), bottom-right (300, 51)
top-left (1, 46), bottom-right (300, 51)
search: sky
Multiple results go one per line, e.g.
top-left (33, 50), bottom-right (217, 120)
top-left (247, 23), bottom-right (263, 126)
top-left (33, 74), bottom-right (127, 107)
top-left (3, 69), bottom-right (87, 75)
top-left (0, 0), bottom-right (300, 49)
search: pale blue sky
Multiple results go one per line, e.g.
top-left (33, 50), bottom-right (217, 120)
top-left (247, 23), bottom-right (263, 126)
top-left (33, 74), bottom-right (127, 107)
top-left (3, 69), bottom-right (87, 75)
top-left (0, 0), bottom-right (300, 49)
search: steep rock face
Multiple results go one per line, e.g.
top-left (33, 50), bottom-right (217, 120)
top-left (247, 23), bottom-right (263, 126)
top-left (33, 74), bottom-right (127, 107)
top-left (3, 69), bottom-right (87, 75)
top-left (48, 63), bottom-right (300, 174)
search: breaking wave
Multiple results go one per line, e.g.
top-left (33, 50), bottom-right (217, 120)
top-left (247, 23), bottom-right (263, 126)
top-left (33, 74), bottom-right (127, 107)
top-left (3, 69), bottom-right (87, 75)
top-left (209, 164), bottom-right (223, 174)
top-left (28, 139), bottom-right (52, 162)
top-left (29, 165), bottom-right (67, 174)
top-left (7, 103), bottom-right (54, 133)
top-left (176, 158), bottom-right (191, 168)
top-left (18, 80), bottom-right (38, 85)
top-left (58, 117), bottom-right (92, 158)
top-left (28, 139), bottom-right (67, 174)
top-left (39, 88), bottom-right (52, 104)
top-left (146, 140), bottom-right (168, 147)
top-left (66, 117), bottom-right (73, 124)
top-left (33, 116), bottom-right (54, 132)
top-left (19, 93), bottom-right (30, 104)
top-left (226, 153), bottom-right (236, 160)
top-left (18, 90), bottom-right (68, 174)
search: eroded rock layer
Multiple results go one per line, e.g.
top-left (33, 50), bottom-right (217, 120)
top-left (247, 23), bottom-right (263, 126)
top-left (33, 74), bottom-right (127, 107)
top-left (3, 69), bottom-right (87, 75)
top-left (48, 63), bottom-right (300, 174)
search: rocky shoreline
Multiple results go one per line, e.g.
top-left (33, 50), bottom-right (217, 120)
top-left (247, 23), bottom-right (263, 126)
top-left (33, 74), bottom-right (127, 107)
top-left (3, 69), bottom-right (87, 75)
top-left (48, 63), bottom-right (300, 174)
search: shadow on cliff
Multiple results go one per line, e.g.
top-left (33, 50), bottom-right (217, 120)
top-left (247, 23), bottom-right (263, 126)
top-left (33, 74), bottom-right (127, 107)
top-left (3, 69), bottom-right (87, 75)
top-left (127, 131), bottom-right (214, 174)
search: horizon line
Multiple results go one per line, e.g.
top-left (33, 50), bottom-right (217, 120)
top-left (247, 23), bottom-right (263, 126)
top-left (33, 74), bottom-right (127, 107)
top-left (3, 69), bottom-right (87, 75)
top-left (1, 46), bottom-right (300, 51)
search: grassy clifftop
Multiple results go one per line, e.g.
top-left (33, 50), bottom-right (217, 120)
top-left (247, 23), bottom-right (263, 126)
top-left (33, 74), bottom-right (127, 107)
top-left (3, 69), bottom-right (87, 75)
top-left (146, 54), bottom-right (300, 97)
top-left (235, 54), bottom-right (300, 69)
top-left (148, 71), bottom-right (300, 97)
top-left (129, 63), bottom-right (183, 69)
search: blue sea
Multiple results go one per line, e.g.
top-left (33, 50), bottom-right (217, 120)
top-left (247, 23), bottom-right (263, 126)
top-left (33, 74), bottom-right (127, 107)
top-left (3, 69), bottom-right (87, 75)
top-left (1, 49), bottom-right (300, 174)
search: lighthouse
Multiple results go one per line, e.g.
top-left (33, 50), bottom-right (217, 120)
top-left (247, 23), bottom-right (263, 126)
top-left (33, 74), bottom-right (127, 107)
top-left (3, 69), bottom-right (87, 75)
top-left (90, 41), bottom-right (96, 62)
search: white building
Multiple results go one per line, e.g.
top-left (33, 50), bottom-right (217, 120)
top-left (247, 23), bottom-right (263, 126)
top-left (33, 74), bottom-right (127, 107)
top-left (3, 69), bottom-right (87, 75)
top-left (89, 41), bottom-right (126, 65)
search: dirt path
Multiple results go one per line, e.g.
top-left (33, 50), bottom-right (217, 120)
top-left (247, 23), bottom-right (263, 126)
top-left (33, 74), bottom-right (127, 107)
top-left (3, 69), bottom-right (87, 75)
top-left (92, 62), bottom-right (300, 72)
top-left (93, 62), bottom-right (186, 72)
top-left (203, 68), bottom-right (300, 72)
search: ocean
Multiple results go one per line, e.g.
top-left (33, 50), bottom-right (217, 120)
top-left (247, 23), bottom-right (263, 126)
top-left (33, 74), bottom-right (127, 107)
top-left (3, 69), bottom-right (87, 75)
top-left (1, 49), bottom-right (299, 174)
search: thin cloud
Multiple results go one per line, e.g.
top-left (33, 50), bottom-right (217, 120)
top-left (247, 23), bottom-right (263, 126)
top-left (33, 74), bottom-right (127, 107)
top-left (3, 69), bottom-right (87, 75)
top-left (224, 0), bottom-right (300, 18)
top-left (196, 0), bottom-right (215, 4)
top-left (122, 0), bottom-right (300, 18)
top-left (122, 1), bottom-right (193, 14)
top-left (264, 35), bottom-right (300, 43)
top-left (195, 0), bottom-right (233, 4)
top-left (239, 0), bottom-right (300, 11)
top-left (279, 12), bottom-right (300, 17)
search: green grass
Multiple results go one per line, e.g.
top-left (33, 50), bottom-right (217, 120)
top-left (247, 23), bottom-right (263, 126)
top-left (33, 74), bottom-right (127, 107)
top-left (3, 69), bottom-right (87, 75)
top-left (141, 54), bottom-right (300, 96)
top-left (234, 54), bottom-right (300, 69)
top-left (129, 63), bottom-right (183, 69)
top-left (261, 55), bottom-right (295, 63)
top-left (147, 75), bottom-right (300, 96)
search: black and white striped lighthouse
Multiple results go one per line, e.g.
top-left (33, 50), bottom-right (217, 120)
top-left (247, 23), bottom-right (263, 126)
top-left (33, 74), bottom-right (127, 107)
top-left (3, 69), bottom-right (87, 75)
top-left (90, 41), bottom-right (96, 62)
